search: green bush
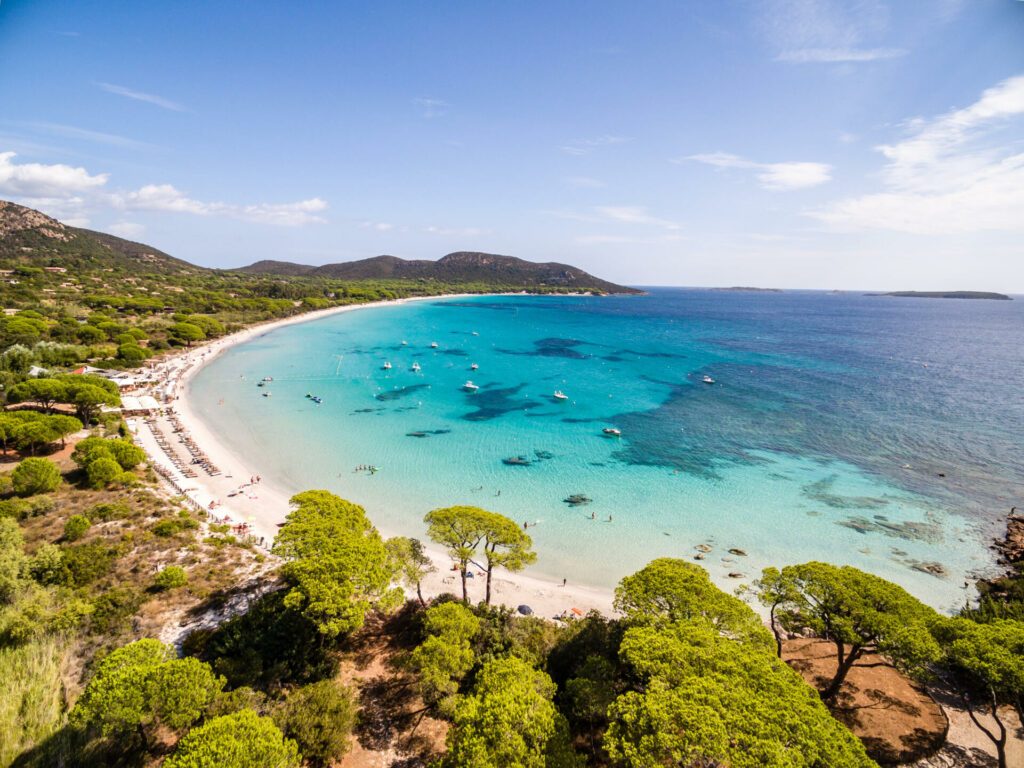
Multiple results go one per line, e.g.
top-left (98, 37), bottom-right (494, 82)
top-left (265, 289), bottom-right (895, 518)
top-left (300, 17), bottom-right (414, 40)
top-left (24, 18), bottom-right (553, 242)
top-left (86, 502), bottom-right (130, 522)
top-left (63, 514), bottom-right (92, 542)
top-left (154, 566), bottom-right (188, 591)
top-left (0, 498), bottom-right (33, 520)
top-left (61, 542), bottom-right (116, 587)
top-left (87, 587), bottom-right (143, 635)
top-left (11, 458), bottom-right (61, 497)
top-left (86, 457), bottom-right (122, 489)
top-left (273, 680), bottom-right (356, 767)
top-left (152, 515), bottom-right (198, 537)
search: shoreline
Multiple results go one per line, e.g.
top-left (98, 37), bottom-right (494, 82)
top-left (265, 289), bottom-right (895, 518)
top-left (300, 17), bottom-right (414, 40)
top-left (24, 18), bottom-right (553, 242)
top-left (134, 294), bottom-right (616, 619)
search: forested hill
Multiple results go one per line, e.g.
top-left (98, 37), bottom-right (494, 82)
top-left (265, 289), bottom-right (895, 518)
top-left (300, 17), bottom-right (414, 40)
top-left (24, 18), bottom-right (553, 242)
top-left (0, 200), bottom-right (197, 276)
top-left (236, 251), bottom-right (641, 294)
top-left (0, 200), bottom-right (638, 294)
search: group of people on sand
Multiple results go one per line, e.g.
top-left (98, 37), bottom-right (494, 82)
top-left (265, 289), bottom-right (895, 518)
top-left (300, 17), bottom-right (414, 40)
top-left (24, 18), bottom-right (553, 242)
top-left (586, 511), bottom-right (613, 522)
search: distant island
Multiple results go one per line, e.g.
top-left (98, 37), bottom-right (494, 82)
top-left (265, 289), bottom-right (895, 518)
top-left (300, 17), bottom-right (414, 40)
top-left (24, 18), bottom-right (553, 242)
top-left (711, 286), bottom-right (783, 293)
top-left (877, 291), bottom-right (1012, 301)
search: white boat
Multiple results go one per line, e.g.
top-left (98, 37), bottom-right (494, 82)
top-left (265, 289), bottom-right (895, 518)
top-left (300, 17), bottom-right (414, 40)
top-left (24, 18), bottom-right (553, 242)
top-left (702, 375), bottom-right (715, 384)
top-left (463, 380), bottom-right (479, 392)
top-left (383, 361), bottom-right (392, 370)
top-left (401, 340), bottom-right (408, 346)
top-left (471, 331), bottom-right (479, 336)
top-left (262, 391), bottom-right (272, 397)
top-left (553, 390), bottom-right (569, 401)
top-left (261, 376), bottom-right (273, 382)
top-left (603, 427), bottom-right (621, 436)
top-left (430, 342), bottom-right (439, 348)
top-left (470, 363), bottom-right (479, 370)
top-left (411, 362), bottom-right (421, 372)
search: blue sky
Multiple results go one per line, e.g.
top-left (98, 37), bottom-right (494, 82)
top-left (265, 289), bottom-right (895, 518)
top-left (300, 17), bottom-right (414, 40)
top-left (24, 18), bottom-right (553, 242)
top-left (1, 1), bottom-right (1022, 290)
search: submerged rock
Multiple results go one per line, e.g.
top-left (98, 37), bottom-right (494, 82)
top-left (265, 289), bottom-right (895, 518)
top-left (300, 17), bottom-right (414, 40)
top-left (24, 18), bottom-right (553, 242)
top-left (564, 494), bottom-right (592, 507)
top-left (695, 544), bottom-right (713, 553)
top-left (502, 456), bottom-right (532, 466)
top-left (728, 548), bottom-right (747, 556)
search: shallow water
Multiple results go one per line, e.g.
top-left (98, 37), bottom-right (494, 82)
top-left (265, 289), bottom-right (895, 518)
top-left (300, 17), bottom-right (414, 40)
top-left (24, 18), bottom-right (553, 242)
top-left (189, 289), bottom-right (1024, 612)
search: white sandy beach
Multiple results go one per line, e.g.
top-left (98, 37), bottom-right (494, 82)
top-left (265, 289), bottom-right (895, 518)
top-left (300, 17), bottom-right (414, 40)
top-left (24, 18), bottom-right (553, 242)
top-left (131, 295), bottom-right (614, 620)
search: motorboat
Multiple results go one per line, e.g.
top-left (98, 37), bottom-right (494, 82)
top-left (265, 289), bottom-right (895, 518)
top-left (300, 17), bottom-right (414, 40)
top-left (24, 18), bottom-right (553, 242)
top-left (401, 340), bottom-right (408, 346)
top-left (311, 396), bottom-right (323, 404)
top-left (602, 427), bottom-right (622, 436)
top-left (702, 375), bottom-right (715, 384)
top-left (463, 380), bottom-right (479, 392)
top-left (261, 376), bottom-right (273, 382)
top-left (470, 363), bottom-right (479, 370)
top-left (257, 380), bottom-right (266, 387)
top-left (553, 390), bottom-right (569, 401)
top-left (383, 361), bottom-right (392, 370)
top-left (411, 362), bottom-right (421, 372)
top-left (262, 391), bottom-right (272, 397)
top-left (430, 342), bottom-right (439, 348)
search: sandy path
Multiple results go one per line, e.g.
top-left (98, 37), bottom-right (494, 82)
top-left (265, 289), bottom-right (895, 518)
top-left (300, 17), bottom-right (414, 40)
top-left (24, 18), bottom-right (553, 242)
top-left (133, 296), bottom-right (615, 620)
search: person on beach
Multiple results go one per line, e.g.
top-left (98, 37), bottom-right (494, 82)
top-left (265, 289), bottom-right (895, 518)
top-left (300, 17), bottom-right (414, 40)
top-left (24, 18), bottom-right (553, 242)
top-left (562, 578), bottom-right (567, 587)
top-left (607, 514), bottom-right (613, 522)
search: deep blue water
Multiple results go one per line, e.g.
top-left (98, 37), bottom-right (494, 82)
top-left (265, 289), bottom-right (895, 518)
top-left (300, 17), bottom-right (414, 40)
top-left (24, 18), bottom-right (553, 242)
top-left (189, 289), bottom-right (1024, 611)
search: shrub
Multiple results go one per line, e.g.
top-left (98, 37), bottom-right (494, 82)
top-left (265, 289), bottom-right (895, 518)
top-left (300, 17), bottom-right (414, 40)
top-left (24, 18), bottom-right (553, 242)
top-left (11, 458), bottom-right (61, 496)
top-left (86, 502), bottom-right (130, 522)
top-left (61, 542), bottom-right (116, 587)
top-left (87, 587), bottom-right (143, 635)
top-left (86, 458), bottom-right (122, 489)
top-left (154, 566), bottom-right (188, 591)
top-left (0, 498), bottom-right (33, 520)
top-left (63, 514), bottom-right (92, 542)
top-left (273, 680), bottom-right (356, 767)
top-left (28, 543), bottom-right (69, 586)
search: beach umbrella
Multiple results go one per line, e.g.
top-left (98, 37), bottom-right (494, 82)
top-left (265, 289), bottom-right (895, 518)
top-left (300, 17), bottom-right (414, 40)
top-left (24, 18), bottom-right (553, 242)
top-left (517, 604), bottom-right (533, 616)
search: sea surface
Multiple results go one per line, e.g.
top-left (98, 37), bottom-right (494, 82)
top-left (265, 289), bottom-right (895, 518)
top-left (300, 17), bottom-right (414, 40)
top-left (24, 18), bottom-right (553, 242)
top-left (188, 289), bottom-right (1024, 612)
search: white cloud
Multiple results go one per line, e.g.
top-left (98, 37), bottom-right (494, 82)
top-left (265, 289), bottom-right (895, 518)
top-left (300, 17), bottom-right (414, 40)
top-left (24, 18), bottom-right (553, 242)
top-left (811, 74), bottom-right (1024, 233)
top-left (595, 206), bottom-right (681, 230)
top-left (560, 135), bottom-right (630, 156)
top-left (114, 185), bottom-right (328, 226)
top-left (413, 97), bottom-right (449, 118)
top-left (684, 152), bottom-right (832, 191)
top-left (776, 47), bottom-right (906, 63)
top-left (108, 221), bottom-right (146, 239)
top-left (360, 220), bottom-right (394, 232)
top-left (0, 151), bottom-right (327, 227)
top-left (96, 82), bottom-right (186, 112)
top-left (0, 151), bottom-right (108, 197)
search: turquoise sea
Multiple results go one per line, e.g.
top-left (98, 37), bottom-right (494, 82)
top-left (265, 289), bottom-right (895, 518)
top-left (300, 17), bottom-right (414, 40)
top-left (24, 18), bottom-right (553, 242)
top-left (188, 290), bottom-right (1024, 611)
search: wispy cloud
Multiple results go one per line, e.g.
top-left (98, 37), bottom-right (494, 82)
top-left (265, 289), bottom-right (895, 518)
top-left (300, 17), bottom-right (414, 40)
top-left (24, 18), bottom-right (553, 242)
top-left (360, 220), bottom-right (394, 232)
top-left (576, 233), bottom-right (685, 246)
top-left (595, 205), bottom-right (681, 230)
top-left (776, 47), bottom-right (906, 63)
top-left (96, 82), bottom-right (186, 112)
top-left (413, 97), bottom-right (449, 118)
top-left (113, 185), bottom-right (328, 226)
top-left (759, 0), bottom-right (903, 65)
top-left (424, 225), bottom-right (488, 237)
top-left (0, 151), bottom-right (327, 227)
top-left (560, 135), bottom-right (630, 156)
top-left (811, 74), bottom-right (1024, 234)
top-left (684, 152), bottom-right (832, 191)
top-left (24, 122), bottom-right (156, 150)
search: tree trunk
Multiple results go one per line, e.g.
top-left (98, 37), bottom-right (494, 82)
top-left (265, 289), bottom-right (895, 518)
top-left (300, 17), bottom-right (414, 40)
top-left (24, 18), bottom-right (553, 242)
top-left (823, 643), bottom-right (861, 701)
top-left (459, 561), bottom-right (468, 603)
top-left (769, 602), bottom-right (782, 658)
top-left (416, 580), bottom-right (425, 607)
top-left (962, 688), bottom-right (1007, 768)
top-left (484, 543), bottom-right (495, 605)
